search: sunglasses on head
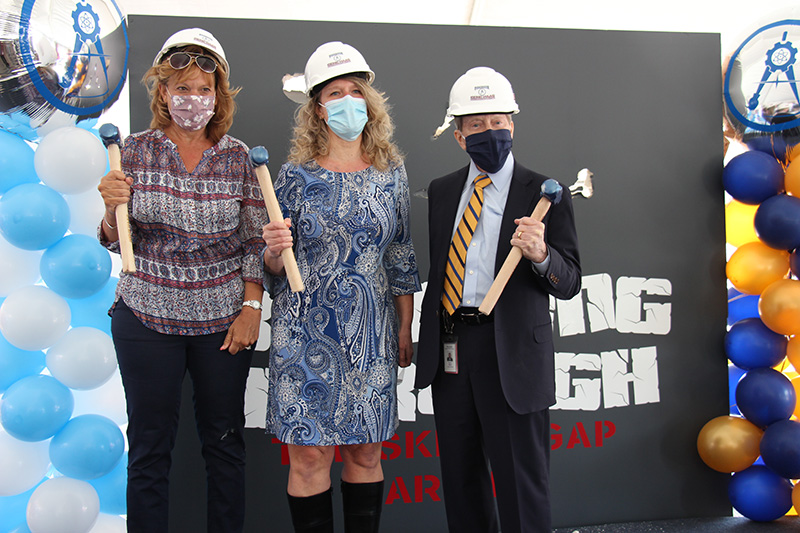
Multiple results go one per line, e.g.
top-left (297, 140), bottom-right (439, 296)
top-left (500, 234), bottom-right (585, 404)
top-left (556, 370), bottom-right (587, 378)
top-left (166, 52), bottom-right (217, 74)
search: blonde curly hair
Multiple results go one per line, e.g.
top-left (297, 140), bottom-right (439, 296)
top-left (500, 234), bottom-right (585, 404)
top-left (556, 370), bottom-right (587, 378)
top-left (288, 76), bottom-right (402, 171)
top-left (142, 45), bottom-right (241, 145)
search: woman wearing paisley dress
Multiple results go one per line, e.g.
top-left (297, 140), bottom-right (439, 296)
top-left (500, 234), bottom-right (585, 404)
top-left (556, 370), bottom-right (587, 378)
top-left (97, 28), bottom-right (266, 533)
top-left (262, 41), bottom-right (420, 532)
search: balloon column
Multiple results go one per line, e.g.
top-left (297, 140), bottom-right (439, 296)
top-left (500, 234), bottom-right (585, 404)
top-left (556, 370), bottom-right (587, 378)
top-left (697, 16), bottom-right (800, 522)
top-left (0, 1), bottom-right (128, 532)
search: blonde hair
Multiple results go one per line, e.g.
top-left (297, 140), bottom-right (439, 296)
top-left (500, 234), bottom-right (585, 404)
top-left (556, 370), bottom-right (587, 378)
top-left (142, 45), bottom-right (241, 144)
top-left (288, 76), bottom-right (402, 171)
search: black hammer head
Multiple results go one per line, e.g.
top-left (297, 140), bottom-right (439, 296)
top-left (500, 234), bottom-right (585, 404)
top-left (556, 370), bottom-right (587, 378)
top-left (99, 123), bottom-right (122, 148)
top-left (249, 146), bottom-right (270, 168)
top-left (541, 178), bottom-right (563, 205)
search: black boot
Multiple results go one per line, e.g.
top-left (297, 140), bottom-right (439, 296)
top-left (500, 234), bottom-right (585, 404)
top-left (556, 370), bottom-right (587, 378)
top-left (287, 488), bottom-right (334, 533)
top-left (341, 480), bottom-right (384, 533)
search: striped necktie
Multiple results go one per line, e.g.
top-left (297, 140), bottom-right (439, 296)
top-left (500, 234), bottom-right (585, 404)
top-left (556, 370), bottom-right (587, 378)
top-left (442, 174), bottom-right (492, 315)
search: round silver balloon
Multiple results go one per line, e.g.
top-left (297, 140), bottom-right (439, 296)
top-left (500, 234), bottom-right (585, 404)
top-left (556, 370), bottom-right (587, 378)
top-left (0, 0), bottom-right (128, 140)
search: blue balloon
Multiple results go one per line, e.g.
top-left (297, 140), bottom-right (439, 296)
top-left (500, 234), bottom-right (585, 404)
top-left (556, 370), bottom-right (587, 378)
top-left (760, 419), bottom-right (800, 479)
top-left (728, 465), bottom-right (793, 521)
top-left (0, 335), bottom-right (45, 393)
top-left (736, 367), bottom-right (796, 428)
top-left (745, 135), bottom-right (791, 162)
top-left (89, 451), bottom-right (127, 514)
top-left (754, 194), bottom-right (800, 251)
top-left (50, 414), bottom-right (124, 480)
top-left (723, 151), bottom-right (785, 205)
top-left (0, 183), bottom-right (69, 250)
top-left (729, 364), bottom-right (746, 416)
top-left (0, 130), bottom-right (38, 194)
top-left (725, 317), bottom-right (787, 370)
top-left (40, 234), bottom-right (112, 299)
top-left (0, 483), bottom-right (40, 532)
top-left (728, 287), bottom-right (760, 326)
top-left (66, 277), bottom-right (118, 334)
top-left (0, 375), bottom-right (73, 441)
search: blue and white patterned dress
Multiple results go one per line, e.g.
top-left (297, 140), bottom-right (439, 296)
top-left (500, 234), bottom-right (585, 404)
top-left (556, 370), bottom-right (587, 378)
top-left (266, 160), bottom-right (420, 446)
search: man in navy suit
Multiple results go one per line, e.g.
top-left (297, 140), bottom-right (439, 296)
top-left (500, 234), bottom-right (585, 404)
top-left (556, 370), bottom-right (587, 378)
top-left (416, 67), bottom-right (581, 532)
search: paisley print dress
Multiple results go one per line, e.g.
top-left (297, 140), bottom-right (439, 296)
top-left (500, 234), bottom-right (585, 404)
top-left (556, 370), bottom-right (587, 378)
top-left (266, 161), bottom-right (420, 446)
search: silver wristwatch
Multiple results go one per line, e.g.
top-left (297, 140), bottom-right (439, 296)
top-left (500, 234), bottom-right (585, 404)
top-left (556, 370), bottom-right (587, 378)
top-left (242, 300), bottom-right (262, 311)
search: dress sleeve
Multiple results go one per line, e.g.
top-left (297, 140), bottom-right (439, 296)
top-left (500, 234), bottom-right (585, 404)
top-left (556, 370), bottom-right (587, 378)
top-left (383, 163), bottom-right (421, 296)
top-left (236, 146), bottom-right (268, 284)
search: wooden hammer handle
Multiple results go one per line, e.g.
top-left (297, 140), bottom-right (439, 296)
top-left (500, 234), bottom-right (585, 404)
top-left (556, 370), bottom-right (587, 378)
top-left (107, 144), bottom-right (136, 274)
top-left (477, 195), bottom-right (553, 315)
top-left (253, 165), bottom-right (304, 293)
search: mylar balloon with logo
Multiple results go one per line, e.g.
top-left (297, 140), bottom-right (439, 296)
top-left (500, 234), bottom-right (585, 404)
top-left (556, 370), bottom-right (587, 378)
top-left (724, 18), bottom-right (800, 160)
top-left (0, 0), bottom-right (129, 141)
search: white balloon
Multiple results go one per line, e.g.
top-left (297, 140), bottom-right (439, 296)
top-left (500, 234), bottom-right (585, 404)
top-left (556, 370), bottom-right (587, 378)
top-left (26, 477), bottom-right (100, 533)
top-left (46, 327), bottom-right (117, 390)
top-left (34, 127), bottom-right (107, 195)
top-left (0, 429), bottom-right (50, 496)
top-left (0, 235), bottom-right (42, 297)
top-left (0, 285), bottom-right (71, 350)
top-left (88, 513), bottom-right (126, 533)
top-left (72, 369), bottom-right (128, 426)
top-left (66, 188), bottom-right (106, 237)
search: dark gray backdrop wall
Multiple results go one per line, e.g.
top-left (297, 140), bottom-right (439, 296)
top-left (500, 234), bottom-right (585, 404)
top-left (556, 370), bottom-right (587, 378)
top-left (127, 16), bottom-right (730, 531)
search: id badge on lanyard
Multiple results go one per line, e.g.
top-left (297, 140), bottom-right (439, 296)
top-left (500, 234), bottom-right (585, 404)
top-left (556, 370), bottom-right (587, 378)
top-left (442, 311), bottom-right (458, 374)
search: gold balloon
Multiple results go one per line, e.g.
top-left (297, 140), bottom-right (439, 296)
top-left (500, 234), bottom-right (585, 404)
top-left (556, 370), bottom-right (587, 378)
top-left (793, 482), bottom-right (800, 514)
top-left (760, 279), bottom-right (800, 335)
top-left (786, 158), bottom-right (800, 197)
top-left (792, 377), bottom-right (800, 419)
top-left (788, 337), bottom-right (800, 373)
top-left (725, 200), bottom-right (760, 247)
top-left (789, 144), bottom-right (800, 164)
top-left (697, 415), bottom-right (763, 473)
top-left (726, 241), bottom-right (790, 294)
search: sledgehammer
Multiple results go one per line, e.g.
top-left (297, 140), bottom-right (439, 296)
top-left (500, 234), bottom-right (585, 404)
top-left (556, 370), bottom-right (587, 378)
top-left (99, 123), bottom-right (136, 274)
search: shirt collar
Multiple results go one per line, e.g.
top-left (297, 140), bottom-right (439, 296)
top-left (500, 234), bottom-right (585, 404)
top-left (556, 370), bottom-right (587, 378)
top-left (467, 151), bottom-right (514, 190)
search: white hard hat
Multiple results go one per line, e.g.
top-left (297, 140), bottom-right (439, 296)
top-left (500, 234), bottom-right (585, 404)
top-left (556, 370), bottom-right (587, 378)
top-left (152, 28), bottom-right (229, 78)
top-left (304, 41), bottom-right (374, 97)
top-left (433, 67), bottom-right (519, 138)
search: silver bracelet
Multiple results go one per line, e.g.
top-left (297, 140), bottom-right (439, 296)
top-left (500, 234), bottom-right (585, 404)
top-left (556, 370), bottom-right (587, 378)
top-left (103, 217), bottom-right (117, 230)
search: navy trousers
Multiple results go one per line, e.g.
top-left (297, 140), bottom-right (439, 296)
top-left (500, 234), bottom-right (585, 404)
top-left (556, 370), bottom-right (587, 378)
top-left (432, 320), bottom-right (552, 533)
top-left (112, 299), bottom-right (253, 533)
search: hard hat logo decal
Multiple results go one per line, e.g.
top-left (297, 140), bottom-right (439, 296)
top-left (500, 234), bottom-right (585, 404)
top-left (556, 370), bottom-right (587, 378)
top-left (471, 85), bottom-right (495, 101)
top-left (327, 52), bottom-right (352, 69)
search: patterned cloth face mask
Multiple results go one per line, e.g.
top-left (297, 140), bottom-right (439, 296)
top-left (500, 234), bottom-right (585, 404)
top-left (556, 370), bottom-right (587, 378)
top-left (321, 95), bottom-right (368, 142)
top-left (167, 90), bottom-right (216, 131)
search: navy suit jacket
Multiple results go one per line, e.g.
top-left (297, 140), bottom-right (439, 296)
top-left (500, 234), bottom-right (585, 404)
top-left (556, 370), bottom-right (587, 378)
top-left (415, 161), bottom-right (581, 414)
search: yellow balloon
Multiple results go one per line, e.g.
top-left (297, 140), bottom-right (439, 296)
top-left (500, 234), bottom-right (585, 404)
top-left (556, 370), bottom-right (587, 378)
top-left (760, 279), bottom-right (800, 335)
top-left (725, 200), bottom-right (760, 247)
top-left (789, 144), bottom-right (800, 164)
top-left (786, 158), bottom-right (800, 197)
top-left (793, 483), bottom-right (800, 515)
top-left (697, 415), bottom-right (763, 473)
top-left (788, 337), bottom-right (800, 373)
top-left (726, 241), bottom-right (790, 295)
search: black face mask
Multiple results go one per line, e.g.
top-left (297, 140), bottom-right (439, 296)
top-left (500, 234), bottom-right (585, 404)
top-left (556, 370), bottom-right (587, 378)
top-left (464, 128), bottom-right (513, 174)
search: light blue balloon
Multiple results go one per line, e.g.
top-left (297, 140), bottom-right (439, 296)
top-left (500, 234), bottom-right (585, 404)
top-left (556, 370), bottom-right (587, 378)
top-left (0, 482), bottom-right (40, 532)
top-left (0, 375), bottom-right (73, 441)
top-left (0, 130), bottom-right (38, 194)
top-left (0, 184), bottom-right (69, 250)
top-left (49, 414), bottom-right (124, 480)
top-left (0, 335), bottom-right (45, 393)
top-left (89, 451), bottom-right (127, 514)
top-left (40, 235), bottom-right (112, 299)
top-left (67, 277), bottom-right (118, 335)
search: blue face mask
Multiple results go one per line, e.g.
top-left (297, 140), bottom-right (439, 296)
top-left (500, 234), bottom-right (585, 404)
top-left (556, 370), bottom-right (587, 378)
top-left (321, 95), bottom-right (368, 142)
top-left (464, 128), bottom-right (513, 174)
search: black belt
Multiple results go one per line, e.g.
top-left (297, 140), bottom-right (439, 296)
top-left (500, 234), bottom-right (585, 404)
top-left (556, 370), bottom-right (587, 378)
top-left (450, 307), bottom-right (494, 326)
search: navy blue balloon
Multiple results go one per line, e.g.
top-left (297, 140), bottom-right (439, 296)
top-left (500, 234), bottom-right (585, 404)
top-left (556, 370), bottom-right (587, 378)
top-left (723, 151), bottom-right (785, 205)
top-left (791, 250), bottom-right (800, 278)
top-left (735, 367), bottom-right (796, 427)
top-left (89, 451), bottom-right (128, 514)
top-left (49, 414), bottom-right (124, 480)
top-left (0, 375), bottom-right (73, 441)
top-left (725, 318), bottom-right (787, 370)
top-left (40, 234), bottom-right (112, 299)
top-left (746, 135), bottom-right (791, 163)
top-left (728, 465), bottom-right (793, 521)
top-left (0, 335), bottom-right (45, 393)
top-left (754, 194), bottom-right (800, 251)
top-left (728, 287), bottom-right (760, 326)
top-left (729, 364), bottom-right (746, 416)
top-left (0, 183), bottom-right (70, 250)
top-left (760, 419), bottom-right (800, 479)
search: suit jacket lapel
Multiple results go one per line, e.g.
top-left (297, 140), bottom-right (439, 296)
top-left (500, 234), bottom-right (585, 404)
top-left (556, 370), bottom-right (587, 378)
top-left (432, 167), bottom-right (470, 275)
